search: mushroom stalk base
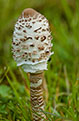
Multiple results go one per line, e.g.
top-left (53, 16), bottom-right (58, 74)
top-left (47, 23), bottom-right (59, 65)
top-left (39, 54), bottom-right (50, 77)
top-left (30, 72), bottom-right (46, 121)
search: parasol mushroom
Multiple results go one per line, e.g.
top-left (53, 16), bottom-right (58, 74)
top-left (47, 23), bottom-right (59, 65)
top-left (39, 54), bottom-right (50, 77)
top-left (12, 8), bottom-right (53, 121)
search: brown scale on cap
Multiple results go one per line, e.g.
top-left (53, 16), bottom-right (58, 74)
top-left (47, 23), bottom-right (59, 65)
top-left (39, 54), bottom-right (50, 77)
top-left (24, 52), bottom-right (27, 55)
top-left (24, 35), bottom-right (27, 38)
top-left (32, 21), bottom-right (35, 24)
top-left (20, 25), bottom-right (24, 28)
top-left (25, 23), bottom-right (32, 29)
top-left (20, 38), bottom-right (26, 42)
top-left (16, 27), bottom-right (21, 30)
top-left (23, 30), bottom-right (26, 33)
top-left (35, 36), bottom-right (39, 40)
top-left (41, 36), bottom-right (46, 42)
top-left (32, 51), bottom-right (37, 55)
top-left (22, 19), bottom-right (24, 22)
top-left (45, 43), bottom-right (48, 46)
top-left (29, 53), bottom-right (31, 56)
top-left (42, 29), bottom-right (46, 32)
top-left (16, 43), bottom-right (20, 46)
top-left (22, 23), bottom-right (25, 25)
top-left (25, 19), bottom-right (27, 22)
top-left (34, 27), bottom-right (42, 32)
top-left (30, 44), bottom-right (35, 47)
top-left (12, 42), bottom-right (15, 45)
top-left (28, 18), bottom-right (32, 21)
top-left (27, 37), bottom-right (32, 40)
top-left (32, 59), bottom-right (35, 63)
top-left (38, 46), bottom-right (44, 51)
top-left (48, 35), bottom-right (52, 40)
top-left (17, 49), bottom-right (20, 52)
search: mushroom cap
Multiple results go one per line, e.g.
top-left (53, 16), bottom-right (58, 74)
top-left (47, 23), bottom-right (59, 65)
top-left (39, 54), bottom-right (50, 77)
top-left (12, 8), bottom-right (53, 73)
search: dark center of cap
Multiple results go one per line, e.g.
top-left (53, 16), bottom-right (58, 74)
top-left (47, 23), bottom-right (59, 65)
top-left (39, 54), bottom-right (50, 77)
top-left (20, 8), bottom-right (39, 18)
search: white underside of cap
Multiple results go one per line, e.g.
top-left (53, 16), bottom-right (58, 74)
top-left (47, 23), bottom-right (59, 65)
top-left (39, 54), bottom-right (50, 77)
top-left (21, 61), bottom-right (47, 73)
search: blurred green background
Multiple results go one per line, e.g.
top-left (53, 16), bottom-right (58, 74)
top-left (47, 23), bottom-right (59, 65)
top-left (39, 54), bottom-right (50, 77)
top-left (0, 0), bottom-right (79, 121)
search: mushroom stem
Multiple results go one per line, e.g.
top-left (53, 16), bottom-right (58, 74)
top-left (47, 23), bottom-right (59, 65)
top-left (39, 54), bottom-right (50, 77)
top-left (30, 72), bottom-right (46, 121)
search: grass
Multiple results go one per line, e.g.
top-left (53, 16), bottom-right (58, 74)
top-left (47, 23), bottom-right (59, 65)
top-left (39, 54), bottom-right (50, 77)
top-left (0, 0), bottom-right (79, 120)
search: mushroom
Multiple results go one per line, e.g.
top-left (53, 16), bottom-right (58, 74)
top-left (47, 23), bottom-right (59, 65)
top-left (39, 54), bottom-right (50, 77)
top-left (12, 8), bottom-right (53, 121)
